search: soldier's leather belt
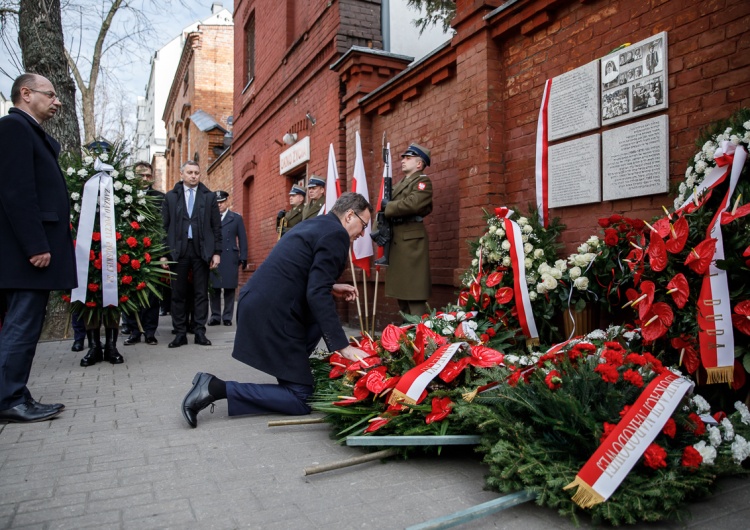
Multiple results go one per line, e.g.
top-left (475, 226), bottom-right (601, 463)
top-left (392, 215), bottom-right (424, 225)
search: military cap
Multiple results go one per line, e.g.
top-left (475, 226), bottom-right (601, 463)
top-left (215, 190), bottom-right (229, 202)
top-left (289, 184), bottom-right (306, 196)
top-left (307, 175), bottom-right (326, 188)
top-left (401, 143), bottom-right (431, 167)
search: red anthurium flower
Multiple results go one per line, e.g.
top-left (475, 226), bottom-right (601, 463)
top-left (640, 302), bottom-right (673, 342)
top-left (346, 355), bottom-right (382, 373)
top-left (666, 273), bottom-right (689, 309)
top-left (665, 216), bottom-right (689, 254)
top-left (328, 353), bottom-right (353, 379)
top-left (494, 207), bottom-right (509, 219)
top-left (684, 238), bottom-right (717, 275)
top-left (651, 217), bottom-right (671, 238)
top-left (732, 301), bottom-right (750, 336)
top-left (733, 360), bottom-right (746, 391)
top-left (470, 281), bottom-right (481, 301)
top-left (624, 281), bottom-right (655, 319)
top-left (495, 287), bottom-right (513, 305)
top-left (414, 322), bottom-right (447, 365)
top-left (439, 357), bottom-right (471, 383)
top-left (485, 271), bottom-right (504, 287)
top-left (380, 324), bottom-right (406, 352)
top-left (671, 335), bottom-right (699, 374)
top-left (720, 202), bottom-right (750, 224)
top-left (356, 366), bottom-right (390, 394)
top-left (458, 290), bottom-right (469, 307)
top-left (468, 345), bottom-right (504, 368)
top-left (646, 232), bottom-right (667, 272)
top-left (357, 336), bottom-right (378, 357)
top-left (682, 189), bottom-right (713, 214)
top-left (624, 246), bottom-right (644, 272)
top-left (425, 397), bottom-right (453, 424)
top-left (364, 416), bottom-right (392, 433)
top-left (480, 293), bottom-right (491, 309)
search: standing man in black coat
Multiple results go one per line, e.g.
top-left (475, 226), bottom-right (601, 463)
top-left (0, 74), bottom-right (77, 423)
top-left (208, 191), bottom-right (248, 327)
top-left (123, 161), bottom-right (165, 345)
top-left (161, 160), bottom-right (221, 348)
top-left (180, 192), bottom-right (372, 428)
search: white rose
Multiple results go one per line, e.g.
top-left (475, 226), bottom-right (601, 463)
top-left (573, 276), bottom-right (590, 290)
top-left (730, 134), bottom-right (740, 145)
top-left (137, 215), bottom-right (145, 223)
top-left (125, 171), bottom-right (135, 180)
top-left (574, 254), bottom-right (589, 267)
top-left (533, 249), bottom-right (544, 259)
top-left (522, 224), bottom-right (533, 234)
top-left (114, 181), bottom-right (123, 190)
top-left (489, 252), bottom-right (501, 262)
top-left (66, 167), bottom-right (75, 175)
top-left (471, 258), bottom-right (478, 267)
top-left (523, 243), bottom-right (533, 254)
top-left (502, 256), bottom-right (511, 267)
top-left (541, 273), bottom-right (557, 290)
top-left (517, 216), bottom-right (528, 226)
top-left (123, 184), bottom-right (132, 193)
top-left (521, 235), bottom-right (529, 243)
top-left (526, 273), bottom-right (536, 285)
top-left (441, 325), bottom-right (454, 335)
top-left (501, 240), bottom-right (511, 251)
top-left (695, 160), bottom-right (707, 174)
top-left (83, 156), bottom-right (94, 166)
top-left (524, 258), bottom-right (533, 269)
top-left (70, 192), bottom-right (80, 201)
top-left (99, 153), bottom-right (108, 162)
top-left (569, 266), bottom-right (582, 280)
top-left (488, 225), bottom-right (497, 234)
top-left (554, 259), bottom-right (567, 272)
top-left (586, 235), bottom-right (600, 248)
top-left (577, 243), bottom-right (589, 254)
top-left (538, 263), bottom-right (550, 274)
top-left (496, 228), bottom-right (505, 238)
top-left (443, 313), bottom-right (456, 321)
top-left (121, 209), bottom-right (131, 217)
top-left (111, 170), bottom-right (119, 178)
top-left (124, 195), bottom-right (133, 204)
top-left (529, 291), bottom-right (537, 301)
top-left (549, 267), bottom-right (561, 280)
top-left (77, 169), bottom-right (88, 177)
top-left (113, 196), bottom-right (121, 205)
top-left (536, 283), bottom-right (547, 294)
top-left (73, 203), bottom-right (80, 212)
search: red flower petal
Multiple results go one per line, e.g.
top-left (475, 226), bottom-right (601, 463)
top-left (425, 397), bottom-right (453, 424)
top-left (364, 417), bottom-right (392, 432)
top-left (684, 238), bottom-right (717, 275)
top-left (470, 281), bottom-right (481, 301)
top-left (732, 300), bottom-right (750, 336)
top-left (485, 271), bottom-right (504, 287)
top-left (647, 232), bottom-right (668, 272)
top-left (720, 202), bottom-right (750, 224)
top-left (439, 357), bottom-right (471, 383)
top-left (652, 217), bottom-right (671, 238)
top-left (666, 273), bottom-right (689, 309)
top-left (495, 287), bottom-right (513, 305)
top-left (640, 302), bottom-right (673, 342)
top-left (468, 345), bottom-right (504, 368)
top-left (665, 216), bottom-right (689, 254)
top-left (380, 324), bottom-right (406, 352)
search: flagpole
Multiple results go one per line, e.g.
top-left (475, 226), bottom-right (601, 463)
top-left (349, 253), bottom-right (364, 333)
top-left (362, 268), bottom-right (369, 337)
top-left (371, 268), bottom-right (379, 336)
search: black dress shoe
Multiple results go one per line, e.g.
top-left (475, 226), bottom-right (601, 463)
top-left (121, 327), bottom-right (133, 335)
top-left (0, 401), bottom-right (63, 423)
top-left (169, 334), bottom-right (188, 348)
top-left (194, 332), bottom-right (212, 346)
top-left (181, 372), bottom-right (216, 428)
top-left (207, 319), bottom-right (220, 326)
top-left (80, 344), bottom-right (103, 367)
top-left (223, 320), bottom-right (232, 326)
top-left (145, 335), bottom-right (158, 345)
top-left (71, 339), bottom-right (85, 352)
top-left (123, 333), bottom-right (141, 346)
top-left (29, 398), bottom-right (65, 412)
top-left (104, 345), bottom-right (124, 364)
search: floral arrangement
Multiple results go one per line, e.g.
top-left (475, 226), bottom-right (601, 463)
top-left (461, 326), bottom-right (750, 525)
top-left (60, 143), bottom-right (171, 324)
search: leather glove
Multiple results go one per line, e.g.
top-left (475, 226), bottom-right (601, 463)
top-left (276, 209), bottom-right (286, 220)
top-left (380, 198), bottom-right (389, 211)
top-left (371, 231), bottom-right (389, 247)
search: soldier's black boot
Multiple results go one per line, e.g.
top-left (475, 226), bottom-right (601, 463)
top-left (80, 329), bottom-right (103, 367)
top-left (103, 328), bottom-right (124, 364)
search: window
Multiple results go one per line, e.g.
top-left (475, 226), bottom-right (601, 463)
top-left (243, 14), bottom-right (255, 92)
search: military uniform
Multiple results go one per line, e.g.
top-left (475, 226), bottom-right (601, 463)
top-left (302, 196), bottom-right (325, 220)
top-left (278, 185), bottom-right (306, 237)
top-left (284, 204), bottom-right (304, 230)
top-left (382, 143), bottom-right (433, 316)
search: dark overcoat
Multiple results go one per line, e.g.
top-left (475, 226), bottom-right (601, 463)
top-left (382, 172), bottom-right (433, 300)
top-left (213, 210), bottom-right (247, 289)
top-left (162, 181), bottom-right (222, 262)
top-left (0, 109), bottom-right (76, 290)
top-left (232, 213), bottom-right (350, 385)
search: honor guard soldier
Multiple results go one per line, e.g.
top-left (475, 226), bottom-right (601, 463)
top-left (302, 175), bottom-right (326, 220)
top-left (277, 184), bottom-right (305, 238)
top-left (383, 143), bottom-right (433, 317)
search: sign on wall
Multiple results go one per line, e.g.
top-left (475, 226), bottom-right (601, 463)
top-left (548, 60), bottom-right (601, 141)
top-left (280, 136), bottom-right (310, 175)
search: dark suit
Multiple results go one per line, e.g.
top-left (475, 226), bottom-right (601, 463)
top-left (0, 108), bottom-right (77, 410)
top-left (229, 213), bottom-right (350, 415)
top-left (210, 210), bottom-right (247, 322)
top-left (162, 181), bottom-right (221, 335)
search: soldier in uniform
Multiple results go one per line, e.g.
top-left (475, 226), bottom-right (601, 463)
top-left (382, 143), bottom-right (433, 317)
top-left (302, 175), bottom-right (326, 220)
top-left (276, 185), bottom-right (305, 237)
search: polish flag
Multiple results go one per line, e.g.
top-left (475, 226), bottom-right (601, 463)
top-left (322, 143), bottom-right (341, 214)
top-left (351, 131), bottom-right (373, 275)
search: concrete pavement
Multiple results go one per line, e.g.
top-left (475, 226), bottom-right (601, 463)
top-left (1, 315), bottom-right (748, 529)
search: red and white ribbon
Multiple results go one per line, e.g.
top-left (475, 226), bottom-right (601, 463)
top-left (535, 79), bottom-right (552, 228)
top-left (504, 218), bottom-right (539, 343)
top-left (565, 372), bottom-right (694, 508)
top-left (389, 342), bottom-right (469, 406)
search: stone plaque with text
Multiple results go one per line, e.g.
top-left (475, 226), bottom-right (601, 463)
top-left (548, 134), bottom-right (601, 208)
top-left (548, 61), bottom-right (601, 141)
top-left (602, 115), bottom-right (669, 201)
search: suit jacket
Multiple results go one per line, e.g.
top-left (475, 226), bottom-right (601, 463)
top-left (162, 181), bottom-right (222, 263)
top-left (382, 172), bottom-right (433, 300)
top-left (213, 210), bottom-right (248, 289)
top-left (0, 109), bottom-right (76, 290)
top-left (233, 213), bottom-right (350, 385)
top-left (302, 196), bottom-right (325, 220)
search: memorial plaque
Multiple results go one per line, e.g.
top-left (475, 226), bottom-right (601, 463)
top-left (548, 61), bottom-right (601, 141)
top-left (602, 115), bottom-right (669, 201)
top-left (601, 32), bottom-right (668, 125)
top-left (548, 134), bottom-right (601, 208)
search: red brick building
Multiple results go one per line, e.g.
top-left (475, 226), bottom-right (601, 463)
top-left (233, 0), bottom-right (750, 329)
top-left (163, 24), bottom-right (234, 192)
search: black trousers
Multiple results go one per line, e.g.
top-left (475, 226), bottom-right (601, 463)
top-left (121, 289), bottom-right (160, 337)
top-left (171, 239), bottom-right (209, 335)
top-left (210, 288), bottom-right (236, 322)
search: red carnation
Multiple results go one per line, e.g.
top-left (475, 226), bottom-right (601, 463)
top-left (600, 421), bottom-right (617, 443)
top-left (380, 324), bottom-right (406, 353)
top-left (117, 263), bottom-right (122, 273)
top-left (85, 301), bottom-right (97, 307)
top-left (595, 363), bottom-right (620, 383)
top-left (663, 418), bottom-right (676, 438)
top-left (119, 295), bottom-right (129, 303)
top-left (144, 253), bottom-right (151, 264)
top-left (623, 369), bottom-right (644, 388)
top-left (681, 446), bottom-right (702, 468)
top-left (136, 282), bottom-right (146, 291)
top-left (130, 221), bottom-right (141, 230)
top-left (119, 254), bottom-right (130, 264)
top-left (643, 443), bottom-right (667, 470)
top-left (126, 236), bottom-right (138, 248)
top-left (116, 232), bottom-right (122, 240)
top-left (89, 250), bottom-right (95, 261)
top-left (544, 369), bottom-right (562, 390)
top-left (142, 237), bottom-right (152, 248)
top-left (93, 259), bottom-right (102, 270)
top-left (687, 413), bottom-right (706, 435)
top-left (92, 232), bottom-right (101, 241)
top-left (88, 283), bottom-right (100, 292)
top-left (121, 275), bottom-right (133, 285)
top-left (604, 228), bottom-right (619, 247)
top-left (130, 259), bottom-right (141, 270)
top-left (61, 294), bottom-right (71, 303)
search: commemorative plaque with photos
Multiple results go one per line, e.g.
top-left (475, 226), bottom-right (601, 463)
top-left (547, 60), bottom-right (601, 141)
top-left (600, 32), bottom-right (668, 125)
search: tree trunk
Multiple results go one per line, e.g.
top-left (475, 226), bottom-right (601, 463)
top-left (18, 0), bottom-right (81, 156)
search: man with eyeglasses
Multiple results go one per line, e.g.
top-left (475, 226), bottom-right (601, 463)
top-left (0, 73), bottom-right (76, 423)
top-left (180, 192), bottom-right (372, 428)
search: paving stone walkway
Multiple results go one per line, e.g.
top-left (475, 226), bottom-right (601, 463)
top-left (1, 315), bottom-right (748, 529)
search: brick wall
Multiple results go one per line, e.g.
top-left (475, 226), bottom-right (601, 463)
top-left (206, 150), bottom-right (233, 199)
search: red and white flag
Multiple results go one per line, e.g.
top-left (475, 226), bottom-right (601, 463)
top-left (503, 217), bottom-right (539, 344)
top-left (535, 79), bottom-right (552, 228)
top-left (351, 131), bottom-right (373, 275)
top-left (322, 143), bottom-right (342, 214)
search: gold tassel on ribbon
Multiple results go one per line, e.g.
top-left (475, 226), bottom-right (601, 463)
top-left (462, 388), bottom-right (479, 402)
top-left (563, 476), bottom-right (605, 509)
top-left (706, 366), bottom-right (734, 385)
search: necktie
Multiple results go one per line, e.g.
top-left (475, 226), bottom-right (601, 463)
top-left (187, 188), bottom-right (194, 239)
